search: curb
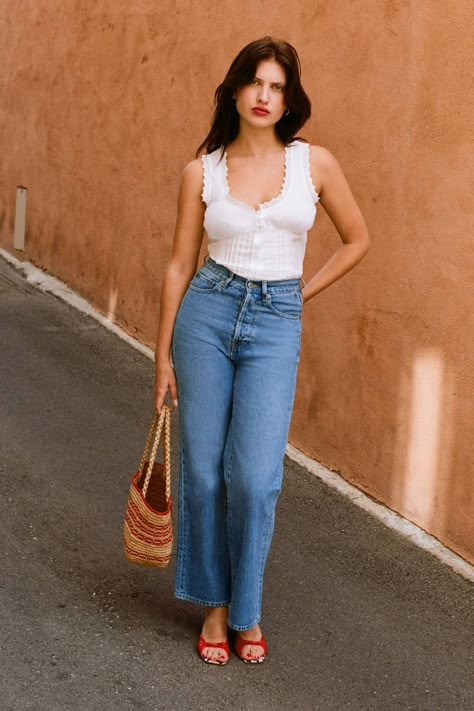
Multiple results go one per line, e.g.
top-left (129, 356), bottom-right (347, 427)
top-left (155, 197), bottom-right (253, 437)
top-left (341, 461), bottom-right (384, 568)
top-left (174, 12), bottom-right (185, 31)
top-left (0, 247), bottom-right (154, 360)
top-left (287, 444), bottom-right (474, 582)
top-left (2, 246), bottom-right (473, 584)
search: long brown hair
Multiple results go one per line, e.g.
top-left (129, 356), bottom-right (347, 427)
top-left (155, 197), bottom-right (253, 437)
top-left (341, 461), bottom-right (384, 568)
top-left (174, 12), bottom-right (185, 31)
top-left (196, 36), bottom-right (311, 156)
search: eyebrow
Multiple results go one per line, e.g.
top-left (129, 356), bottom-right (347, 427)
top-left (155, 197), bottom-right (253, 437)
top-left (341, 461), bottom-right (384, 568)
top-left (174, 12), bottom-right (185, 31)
top-left (253, 75), bottom-right (286, 86)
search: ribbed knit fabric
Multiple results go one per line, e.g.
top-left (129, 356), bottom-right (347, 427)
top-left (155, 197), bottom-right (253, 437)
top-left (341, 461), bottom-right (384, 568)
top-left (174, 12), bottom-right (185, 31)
top-left (201, 140), bottom-right (319, 280)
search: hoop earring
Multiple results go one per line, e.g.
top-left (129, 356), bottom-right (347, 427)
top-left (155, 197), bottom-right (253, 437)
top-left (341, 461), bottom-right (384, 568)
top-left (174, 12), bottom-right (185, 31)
top-left (283, 108), bottom-right (290, 116)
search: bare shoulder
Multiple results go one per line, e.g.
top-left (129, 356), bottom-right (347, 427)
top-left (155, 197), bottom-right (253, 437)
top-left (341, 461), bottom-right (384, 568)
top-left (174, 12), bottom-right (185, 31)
top-left (308, 144), bottom-right (349, 193)
top-left (309, 145), bottom-right (341, 173)
top-left (182, 157), bottom-right (204, 182)
top-left (180, 157), bottom-right (204, 197)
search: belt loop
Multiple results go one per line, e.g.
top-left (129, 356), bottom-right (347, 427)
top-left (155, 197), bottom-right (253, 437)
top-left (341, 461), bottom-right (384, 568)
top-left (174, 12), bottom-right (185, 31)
top-left (261, 280), bottom-right (268, 302)
top-left (221, 270), bottom-right (234, 289)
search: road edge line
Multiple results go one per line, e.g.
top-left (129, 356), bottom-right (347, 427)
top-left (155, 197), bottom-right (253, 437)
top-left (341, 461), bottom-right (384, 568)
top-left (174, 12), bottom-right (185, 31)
top-left (286, 443), bottom-right (473, 583)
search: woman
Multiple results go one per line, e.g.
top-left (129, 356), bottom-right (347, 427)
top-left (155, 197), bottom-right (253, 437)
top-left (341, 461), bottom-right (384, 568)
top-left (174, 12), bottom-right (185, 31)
top-left (154, 36), bottom-right (369, 665)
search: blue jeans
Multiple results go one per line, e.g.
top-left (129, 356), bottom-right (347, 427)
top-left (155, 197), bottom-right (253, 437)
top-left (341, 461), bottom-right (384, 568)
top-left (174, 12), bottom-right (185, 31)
top-left (171, 257), bottom-right (302, 631)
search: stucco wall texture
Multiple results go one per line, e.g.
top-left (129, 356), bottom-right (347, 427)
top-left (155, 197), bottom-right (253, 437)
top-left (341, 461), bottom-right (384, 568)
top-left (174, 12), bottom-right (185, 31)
top-left (1, 2), bottom-right (472, 562)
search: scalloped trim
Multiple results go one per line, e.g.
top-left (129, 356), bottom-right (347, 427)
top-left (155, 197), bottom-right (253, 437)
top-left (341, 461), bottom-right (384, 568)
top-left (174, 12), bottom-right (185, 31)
top-left (200, 154), bottom-right (208, 204)
top-left (222, 145), bottom-right (290, 212)
top-left (304, 143), bottom-right (320, 203)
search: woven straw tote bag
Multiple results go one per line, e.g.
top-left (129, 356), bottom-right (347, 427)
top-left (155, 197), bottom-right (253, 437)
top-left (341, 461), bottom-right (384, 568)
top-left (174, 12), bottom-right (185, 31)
top-left (123, 405), bottom-right (172, 567)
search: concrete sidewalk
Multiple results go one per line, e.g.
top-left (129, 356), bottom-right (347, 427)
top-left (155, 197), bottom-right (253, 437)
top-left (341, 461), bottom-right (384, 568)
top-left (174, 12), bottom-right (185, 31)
top-left (0, 256), bottom-right (472, 711)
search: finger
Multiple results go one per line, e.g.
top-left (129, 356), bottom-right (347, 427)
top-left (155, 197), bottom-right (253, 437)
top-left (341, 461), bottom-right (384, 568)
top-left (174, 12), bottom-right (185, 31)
top-left (155, 386), bottom-right (168, 414)
top-left (169, 379), bottom-right (179, 408)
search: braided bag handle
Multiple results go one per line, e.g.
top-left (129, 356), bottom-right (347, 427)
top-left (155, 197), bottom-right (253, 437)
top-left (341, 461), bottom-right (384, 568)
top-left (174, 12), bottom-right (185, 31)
top-left (138, 406), bottom-right (171, 501)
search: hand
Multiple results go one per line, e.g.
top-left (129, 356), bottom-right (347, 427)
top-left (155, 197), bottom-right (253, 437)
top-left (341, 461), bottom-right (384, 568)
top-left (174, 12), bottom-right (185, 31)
top-left (154, 360), bottom-right (178, 414)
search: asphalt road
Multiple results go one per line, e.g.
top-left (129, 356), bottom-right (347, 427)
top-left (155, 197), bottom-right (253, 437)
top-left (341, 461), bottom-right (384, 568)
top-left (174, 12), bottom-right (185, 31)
top-left (0, 256), bottom-right (472, 711)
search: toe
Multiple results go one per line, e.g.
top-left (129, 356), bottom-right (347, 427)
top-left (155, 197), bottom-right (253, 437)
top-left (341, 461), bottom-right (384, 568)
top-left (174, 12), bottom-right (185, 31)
top-left (248, 644), bottom-right (264, 660)
top-left (203, 646), bottom-right (228, 664)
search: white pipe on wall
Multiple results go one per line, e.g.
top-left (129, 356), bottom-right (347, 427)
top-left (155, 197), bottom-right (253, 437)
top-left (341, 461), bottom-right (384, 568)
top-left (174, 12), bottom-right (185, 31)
top-left (14, 186), bottom-right (27, 250)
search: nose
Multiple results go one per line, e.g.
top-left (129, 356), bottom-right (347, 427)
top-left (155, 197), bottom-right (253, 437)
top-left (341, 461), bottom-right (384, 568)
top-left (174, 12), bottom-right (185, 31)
top-left (257, 86), bottom-right (270, 104)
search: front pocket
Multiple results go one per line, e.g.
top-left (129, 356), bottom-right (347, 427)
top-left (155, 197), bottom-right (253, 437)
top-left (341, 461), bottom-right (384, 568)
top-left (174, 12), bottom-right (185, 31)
top-left (188, 271), bottom-right (222, 293)
top-left (265, 290), bottom-right (302, 319)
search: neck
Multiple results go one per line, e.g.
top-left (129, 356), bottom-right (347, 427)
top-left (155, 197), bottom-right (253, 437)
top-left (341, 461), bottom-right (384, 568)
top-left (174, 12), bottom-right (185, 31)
top-left (228, 125), bottom-right (284, 157)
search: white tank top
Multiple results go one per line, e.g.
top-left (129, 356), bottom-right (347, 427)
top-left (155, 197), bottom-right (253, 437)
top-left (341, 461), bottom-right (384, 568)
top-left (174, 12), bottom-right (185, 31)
top-left (201, 139), bottom-right (319, 280)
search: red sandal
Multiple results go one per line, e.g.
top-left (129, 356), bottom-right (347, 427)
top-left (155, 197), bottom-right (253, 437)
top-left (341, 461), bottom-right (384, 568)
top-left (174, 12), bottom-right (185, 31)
top-left (234, 632), bottom-right (268, 664)
top-left (197, 635), bottom-right (231, 665)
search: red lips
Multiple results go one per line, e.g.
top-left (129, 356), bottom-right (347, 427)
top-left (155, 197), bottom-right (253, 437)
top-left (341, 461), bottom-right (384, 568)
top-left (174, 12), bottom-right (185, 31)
top-left (252, 107), bottom-right (270, 115)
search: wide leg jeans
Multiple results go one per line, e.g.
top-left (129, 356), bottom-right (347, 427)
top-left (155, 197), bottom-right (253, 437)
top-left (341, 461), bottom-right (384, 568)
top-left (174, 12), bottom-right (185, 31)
top-left (171, 258), bottom-right (302, 631)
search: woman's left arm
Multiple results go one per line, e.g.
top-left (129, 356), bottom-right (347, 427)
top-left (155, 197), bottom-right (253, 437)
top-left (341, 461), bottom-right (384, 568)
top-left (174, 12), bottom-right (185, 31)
top-left (302, 145), bottom-right (370, 303)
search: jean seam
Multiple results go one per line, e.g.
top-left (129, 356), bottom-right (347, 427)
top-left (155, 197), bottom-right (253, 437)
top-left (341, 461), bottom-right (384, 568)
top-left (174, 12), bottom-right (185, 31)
top-left (228, 617), bottom-right (261, 632)
top-left (173, 361), bottom-right (187, 595)
top-left (175, 592), bottom-right (231, 606)
top-left (196, 270), bottom-right (217, 284)
top-left (265, 300), bottom-right (302, 320)
top-left (255, 513), bottom-right (273, 626)
top-left (224, 435), bottom-right (235, 592)
top-left (204, 258), bottom-right (301, 290)
top-left (188, 284), bottom-right (221, 293)
top-left (227, 511), bottom-right (273, 630)
top-left (229, 292), bottom-right (252, 358)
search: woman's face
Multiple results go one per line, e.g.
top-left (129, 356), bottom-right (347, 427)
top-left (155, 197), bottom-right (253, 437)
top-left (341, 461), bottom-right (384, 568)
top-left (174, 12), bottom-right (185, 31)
top-left (234, 59), bottom-right (287, 127)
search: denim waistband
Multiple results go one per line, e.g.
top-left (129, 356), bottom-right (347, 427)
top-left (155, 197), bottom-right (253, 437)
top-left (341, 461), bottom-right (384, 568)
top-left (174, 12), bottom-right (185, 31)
top-left (201, 256), bottom-right (303, 290)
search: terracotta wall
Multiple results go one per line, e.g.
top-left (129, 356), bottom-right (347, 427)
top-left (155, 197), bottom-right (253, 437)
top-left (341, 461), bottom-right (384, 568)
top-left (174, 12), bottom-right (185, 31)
top-left (1, 1), bottom-right (472, 562)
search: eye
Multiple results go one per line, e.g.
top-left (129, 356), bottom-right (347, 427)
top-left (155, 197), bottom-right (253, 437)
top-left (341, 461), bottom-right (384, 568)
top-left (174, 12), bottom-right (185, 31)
top-left (272, 84), bottom-right (284, 92)
top-left (251, 78), bottom-right (260, 85)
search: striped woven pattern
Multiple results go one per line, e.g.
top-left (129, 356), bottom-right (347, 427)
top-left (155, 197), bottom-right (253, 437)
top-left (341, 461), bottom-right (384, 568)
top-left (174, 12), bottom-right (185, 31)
top-left (124, 406), bottom-right (173, 568)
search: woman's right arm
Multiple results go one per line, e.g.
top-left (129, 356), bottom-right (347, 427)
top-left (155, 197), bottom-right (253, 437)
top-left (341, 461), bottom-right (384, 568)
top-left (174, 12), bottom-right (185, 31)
top-left (154, 158), bottom-right (205, 413)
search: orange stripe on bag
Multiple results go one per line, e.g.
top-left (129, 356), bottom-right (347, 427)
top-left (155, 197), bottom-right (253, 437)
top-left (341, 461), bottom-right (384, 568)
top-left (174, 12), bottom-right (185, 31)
top-left (123, 406), bottom-right (173, 568)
